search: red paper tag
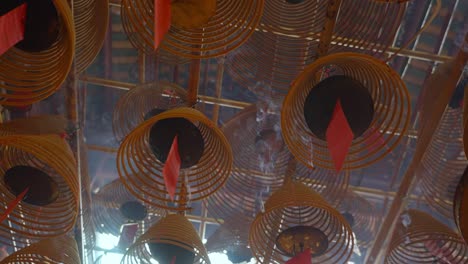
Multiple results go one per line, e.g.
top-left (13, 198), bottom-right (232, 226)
top-left (326, 100), bottom-right (354, 172)
top-left (154, 0), bottom-right (171, 50)
top-left (285, 249), bottom-right (312, 264)
top-left (163, 135), bottom-right (181, 201)
top-left (0, 187), bottom-right (29, 224)
top-left (0, 3), bottom-right (26, 56)
top-left (118, 223), bottom-right (139, 249)
top-left (170, 256), bottom-right (177, 264)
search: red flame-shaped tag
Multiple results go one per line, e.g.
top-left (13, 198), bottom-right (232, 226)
top-left (326, 100), bottom-right (354, 172)
top-left (154, 0), bottom-right (171, 50)
top-left (0, 3), bottom-right (26, 56)
top-left (285, 248), bottom-right (312, 264)
top-left (163, 135), bottom-right (181, 201)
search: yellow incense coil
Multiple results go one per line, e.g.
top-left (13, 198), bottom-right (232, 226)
top-left (386, 209), bottom-right (468, 264)
top-left (249, 181), bottom-right (354, 264)
top-left (0, 0), bottom-right (75, 107)
top-left (0, 135), bottom-right (79, 249)
top-left (1, 236), bottom-right (81, 263)
top-left (121, 0), bottom-right (264, 58)
top-left (281, 52), bottom-right (410, 170)
top-left (74, 0), bottom-right (109, 73)
top-left (117, 107), bottom-right (232, 211)
top-left (121, 214), bottom-right (210, 264)
top-left (112, 81), bottom-right (188, 141)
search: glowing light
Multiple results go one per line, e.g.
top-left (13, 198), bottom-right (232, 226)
top-left (96, 233), bottom-right (119, 250)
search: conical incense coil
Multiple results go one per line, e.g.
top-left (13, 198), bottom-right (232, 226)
top-left (207, 163), bottom-right (349, 224)
top-left (74, 0), bottom-right (109, 73)
top-left (1, 235), bottom-right (80, 263)
top-left (0, 0), bottom-right (75, 107)
top-left (121, 214), bottom-right (210, 264)
top-left (386, 209), bottom-right (468, 264)
top-left (117, 107), bottom-right (232, 211)
top-left (225, 0), bottom-right (405, 99)
top-left (205, 218), bottom-right (253, 264)
top-left (121, 0), bottom-right (264, 59)
top-left (92, 179), bottom-right (163, 238)
top-left (249, 181), bottom-right (354, 264)
top-left (112, 81), bottom-right (188, 141)
top-left (338, 191), bottom-right (378, 248)
top-left (454, 166), bottom-right (468, 245)
top-left (418, 107), bottom-right (467, 218)
top-left (281, 52), bottom-right (410, 170)
top-left (206, 104), bottom-right (348, 222)
top-left (0, 135), bottom-right (79, 249)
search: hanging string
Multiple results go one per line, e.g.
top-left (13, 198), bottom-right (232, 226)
top-left (385, 0), bottom-right (442, 63)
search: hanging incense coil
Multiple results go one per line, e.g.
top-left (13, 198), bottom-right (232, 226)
top-left (121, 214), bottom-right (210, 264)
top-left (205, 218), bottom-right (253, 264)
top-left (454, 166), bottom-right (468, 244)
top-left (1, 235), bottom-right (81, 263)
top-left (0, 135), bottom-right (79, 249)
top-left (463, 79), bottom-right (468, 157)
top-left (117, 107), bottom-right (232, 211)
top-left (74, 0), bottom-right (109, 73)
top-left (418, 107), bottom-right (467, 218)
top-left (249, 181), bottom-right (354, 264)
top-left (338, 191), bottom-right (378, 248)
top-left (0, 0), bottom-right (75, 107)
top-left (113, 81), bottom-right (188, 141)
top-left (121, 0), bottom-right (264, 58)
top-left (281, 52), bottom-right (410, 170)
top-left (206, 104), bottom-right (348, 222)
top-left (92, 179), bottom-right (163, 238)
top-left (386, 209), bottom-right (468, 263)
top-left (225, 0), bottom-right (405, 99)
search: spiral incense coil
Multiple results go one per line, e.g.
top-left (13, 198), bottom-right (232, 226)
top-left (454, 166), bottom-right (468, 244)
top-left (92, 179), bottom-right (163, 237)
top-left (206, 104), bottom-right (348, 222)
top-left (463, 80), bottom-right (468, 157)
top-left (225, 0), bottom-right (405, 98)
top-left (418, 107), bottom-right (467, 218)
top-left (121, 214), bottom-right (210, 264)
top-left (1, 235), bottom-right (81, 263)
top-left (281, 52), bottom-right (410, 170)
top-left (386, 209), bottom-right (468, 264)
top-left (117, 107), bottom-right (232, 211)
top-left (249, 181), bottom-right (354, 264)
top-left (0, 0), bottom-right (75, 107)
top-left (113, 81), bottom-right (188, 141)
top-left (121, 0), bottom-right (264, 58)
top-left (338, 191), bottom-right (378, 248)
top-left (0, 135), bottom-right (79, 249)
top-left (205, 218), bottom-right (253, 264)
top-left (74, 0), bottom-right (109, 73)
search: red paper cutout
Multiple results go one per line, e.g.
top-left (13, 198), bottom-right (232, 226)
top-left (163, 135), bottom-right (181, 201)
top-left (285, 249), bottom-right (312, 264)
top-left (118, 223), bottom-right (139, 249)
top-left (170, 256), bottom-right (177, 264)
top-left (326, 100), bottom-right (354, 172)
top-left (0, 3), bottom-right (26, 56)
top-left (0, 187), bottom-right (29, 224)
top-left (154, 0), bottom-right (171, 50)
